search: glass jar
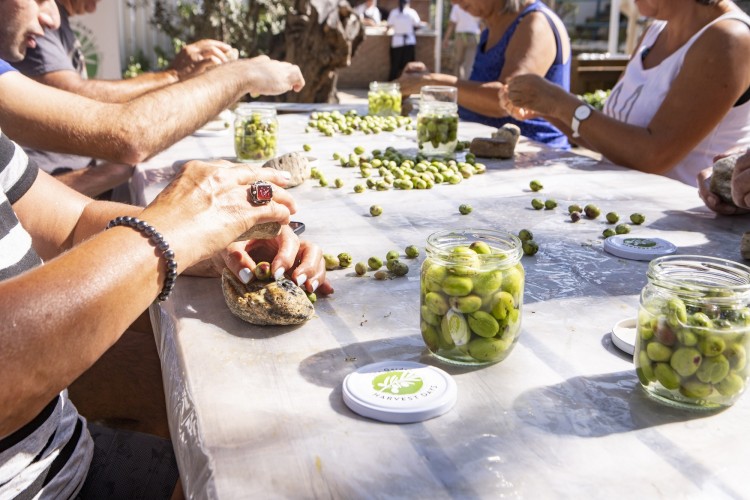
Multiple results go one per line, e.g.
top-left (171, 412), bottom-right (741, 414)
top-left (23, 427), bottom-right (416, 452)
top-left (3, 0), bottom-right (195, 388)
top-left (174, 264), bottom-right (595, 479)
top-left (234, 105), bottom-right (278, 162)
top-left (417, 86), bottom-right (459, 157)
top-left (634, 255), bottom-right (750, 409)
top-left (368, 81), bottom-right (402, 117)
top-left (420, 229), bottom-right (524, 365)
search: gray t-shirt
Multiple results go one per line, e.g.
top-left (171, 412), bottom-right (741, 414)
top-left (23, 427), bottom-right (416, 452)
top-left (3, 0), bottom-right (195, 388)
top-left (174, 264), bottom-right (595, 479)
top-left (12, 3), bottom-right (93, 173)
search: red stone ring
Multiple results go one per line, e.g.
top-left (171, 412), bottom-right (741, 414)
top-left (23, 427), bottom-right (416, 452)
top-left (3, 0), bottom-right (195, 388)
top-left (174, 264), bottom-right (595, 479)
top-left (250, 181), bottom-right (273, 206)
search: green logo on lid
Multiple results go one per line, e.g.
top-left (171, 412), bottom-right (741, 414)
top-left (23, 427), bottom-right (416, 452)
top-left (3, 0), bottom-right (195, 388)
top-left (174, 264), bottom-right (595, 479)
top-left (623, 238), bottom-right (657, 248)
top-left (372, 370), bottom-right (423, 395)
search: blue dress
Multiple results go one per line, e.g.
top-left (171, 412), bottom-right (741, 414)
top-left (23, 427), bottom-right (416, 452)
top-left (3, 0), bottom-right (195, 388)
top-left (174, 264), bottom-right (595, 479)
top-left (459, 1), bottom-right (571, 149)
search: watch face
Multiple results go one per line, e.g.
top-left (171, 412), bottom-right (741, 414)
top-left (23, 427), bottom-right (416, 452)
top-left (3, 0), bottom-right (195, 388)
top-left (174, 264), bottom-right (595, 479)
top-left (575, 105), bottom-right (592, 120)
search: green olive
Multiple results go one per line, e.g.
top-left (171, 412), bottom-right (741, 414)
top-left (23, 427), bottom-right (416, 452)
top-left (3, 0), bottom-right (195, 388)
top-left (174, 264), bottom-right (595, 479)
top-left (654, 363), bottom-right (681, 390)
top-left (615, 223), bottom-right (631, 235)
top-left (469, 241), bottom-right (492, 254)
top-left (522, 240), bottom-right (539, 256)
top-left (584, 204), bottom-right (601, 219)
top-left (570, 211), bottom-right (581, 223)
top-left (355, 261), bottom-right (368, 276)
top-left (370, 205), bottom-right (383, 217)
top-left (253, 262), bottom-right (272, 281)
top-left (459, 204), bottom-right (473, 215)
top-left (670, 347), bottom-right (702, 377)
top-left (374, 270), bottom-right (388, 280)
top-left (334, 178), bottom-right (344, 188)
top-left (354, 184), bottom-right (365, 193)
top-left (518, 229), bottom-right (533, 242)
top-left (544, 199), bottom-right (557, 210)
top-left (716, 372), bottom-right (745, 396)
top-left (303, 144), bottom-right (312, 152)
top-left (441, 275), bottom-right (474, 297)
top-left (602, 228), bottom-right (616, 238)
top-left (390, 260), bottom-right (409, 276)
top-left (630, 213), bottom-right (646, 225)
top-left (646, 342), bottom-right (673, 362)
top-left (679, 379), bottom-right (713, 399)
top-left (337, 252), bottom-right (353, 268)
top-left (450, 294), bottom-right (482, 313)
top-left (467, 336), bottom-right (513, 362)
top-left (531, 198), bottom-right (544, 210)
top-left (306, 291), bottom-right (317, 303)
top-left (368, 256), bottom-right (383, 270)
top-left (696, 354), bottom-right (730, 384)
top-left (386, 250), bottom-right (400, 262)
top-left (606, 212), bottom-right (619, 224)
top-left (568, 204), bottom-right (583, 214)
top-left (468, 311), bottom-right (500, 338)
top-left (472, 270), bottom-right (503, 295)
top-left (529, 180), bottom-right (543, 192)
top-left (405, 245), bottom-right (420, 258)
top-left (323, 254), bottom-right (340, 270)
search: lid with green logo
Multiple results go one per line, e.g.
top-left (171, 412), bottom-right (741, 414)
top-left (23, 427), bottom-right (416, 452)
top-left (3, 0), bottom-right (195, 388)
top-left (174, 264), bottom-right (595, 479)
top-left (603, 235), bottom-right (677, 261)
top-left (342, 360), bottom-right (457, 423)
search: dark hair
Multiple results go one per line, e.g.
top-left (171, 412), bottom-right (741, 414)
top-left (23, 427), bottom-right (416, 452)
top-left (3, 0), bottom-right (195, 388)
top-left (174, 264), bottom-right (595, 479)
top-left (695, 0), bottom-right (720, 4)
top-left (399, 0), bottom-right (408, 12)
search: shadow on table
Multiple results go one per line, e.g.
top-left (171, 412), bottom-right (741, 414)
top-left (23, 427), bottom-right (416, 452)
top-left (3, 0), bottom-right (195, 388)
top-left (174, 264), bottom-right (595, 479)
top-left (297, 337), bottom-right (491, 420)
top-left (512, 369), bottom-right (724, 438)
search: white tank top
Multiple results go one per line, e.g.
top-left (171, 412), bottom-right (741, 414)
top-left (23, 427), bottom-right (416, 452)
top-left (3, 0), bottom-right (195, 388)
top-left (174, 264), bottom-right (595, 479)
top-left (603, 12), bottom-right (750, 186)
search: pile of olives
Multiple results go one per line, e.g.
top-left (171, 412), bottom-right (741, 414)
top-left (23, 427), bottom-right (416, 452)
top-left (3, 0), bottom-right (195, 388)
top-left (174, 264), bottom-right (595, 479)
top-left (306, 110), bottom-right (412, 136)
top-left (234, 112), bottom-right (277, 161)
top-left (417, 114), bottom-right (459, 154)
top-left (319, 146), bottom-right (485, 193)
top-left (635, 294), bottom-right (750, 407)
top-left (420, 242), bottom-right (524, 364)
top-left (368, 89), bottom-right (402, 117)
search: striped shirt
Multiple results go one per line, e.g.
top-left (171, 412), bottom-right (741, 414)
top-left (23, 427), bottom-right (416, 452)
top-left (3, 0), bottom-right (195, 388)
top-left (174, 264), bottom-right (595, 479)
top-left (0, 135), bottom-right (93, 499)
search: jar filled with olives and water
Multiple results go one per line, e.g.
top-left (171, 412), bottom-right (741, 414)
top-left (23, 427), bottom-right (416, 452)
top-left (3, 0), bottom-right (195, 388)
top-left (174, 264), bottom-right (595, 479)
top-left (417, 86), bottom-right (458, 157)
top-left (368, 81), bottom-right (402, 117)
top-left (420, 229), bottom-right (524, 365)
top-left (234, 104), bottom-right (278, 162)
top-left (635, 256), bottom-right (750, 409)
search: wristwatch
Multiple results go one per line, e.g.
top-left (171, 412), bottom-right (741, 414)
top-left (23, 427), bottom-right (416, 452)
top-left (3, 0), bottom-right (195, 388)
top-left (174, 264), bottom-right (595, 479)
top-left (571, 103), bottom-right (592, 139)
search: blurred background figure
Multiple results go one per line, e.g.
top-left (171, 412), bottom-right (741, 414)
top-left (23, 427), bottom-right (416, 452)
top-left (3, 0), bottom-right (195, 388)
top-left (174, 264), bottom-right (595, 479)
top-left (355, 0), bottom-right (385, 26)
top-left (387, 0), bottom-right (423, 80)
top-left (443, 1), bottom-right (481, 79)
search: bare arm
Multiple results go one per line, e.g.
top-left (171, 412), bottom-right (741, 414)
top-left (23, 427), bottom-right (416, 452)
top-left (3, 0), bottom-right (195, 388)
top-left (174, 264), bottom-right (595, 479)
top-left (51, 161), bottom-right (134, 197)
top-left (0, 56), bottom-right (304, 165)
top-left (1, 161), bottom-right (298, 436)
top-left (505, 20), bottom-right (750, 174)
top-left (398, 12), bottom-right (561, 118)
top-left (29, 39), bottom-right (237, 103)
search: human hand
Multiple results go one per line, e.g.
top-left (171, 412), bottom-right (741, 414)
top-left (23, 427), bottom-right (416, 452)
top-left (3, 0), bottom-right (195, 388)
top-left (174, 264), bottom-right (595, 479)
top-left (396, 62), bottom-right (429, 95)
top-left (244, 55), bottom-right (306, 95)
top-left (731, 149), bottom-right (750, 210)
top-left (498, 83), bottom-right (538, 121)
top-left (170, 39), bottom-right (236, 80)
top-left (220, 225), bottom-right (334, 295)
top-left (403, 61), bottom-right (428, 74)
top-left (503, 74), bottom-right (566, 120)
top-left (697, 163), bottom-right (750, 215)
top-left (140, 159), bottom-right (296, 270)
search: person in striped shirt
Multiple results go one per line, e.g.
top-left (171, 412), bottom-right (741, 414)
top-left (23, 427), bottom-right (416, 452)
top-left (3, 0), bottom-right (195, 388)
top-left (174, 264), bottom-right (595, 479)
top-left (0, 0), bottom-right (333, 497)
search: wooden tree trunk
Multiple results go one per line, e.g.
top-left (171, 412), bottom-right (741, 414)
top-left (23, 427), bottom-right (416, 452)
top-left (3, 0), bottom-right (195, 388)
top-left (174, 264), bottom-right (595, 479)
top-left (273, 0), bottom-right (364, 103)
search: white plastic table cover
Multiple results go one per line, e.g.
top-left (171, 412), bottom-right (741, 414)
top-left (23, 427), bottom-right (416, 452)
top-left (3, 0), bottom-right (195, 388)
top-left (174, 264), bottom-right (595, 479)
top-left (132, 110), bottom-right (750, 499)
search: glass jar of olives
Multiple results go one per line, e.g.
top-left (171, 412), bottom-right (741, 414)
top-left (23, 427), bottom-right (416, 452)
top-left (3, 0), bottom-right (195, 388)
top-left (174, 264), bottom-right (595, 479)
top-left (635, 256), bottom-right (750, 409)
top-left (368, 82), bottom-right (402, 117)
top-left (417, 86), bottom-right (458, 157)
top-left (234, 104), bottom-right (278, 162)
top-left (420, 228), bottom-right (524, 365)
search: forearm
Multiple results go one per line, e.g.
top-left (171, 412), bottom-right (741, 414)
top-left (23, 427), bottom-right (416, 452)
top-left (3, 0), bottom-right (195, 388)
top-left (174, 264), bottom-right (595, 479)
top-left (1, 61), bottom-right (250, 165)
top-left (0, 227), bottom-right (168, 436)
top-left (455, 79), bottom-right (509, 119)
top-left (52, 162), bottom-right (134, 198)
top-left (67, 71), bottom-right (179, 103)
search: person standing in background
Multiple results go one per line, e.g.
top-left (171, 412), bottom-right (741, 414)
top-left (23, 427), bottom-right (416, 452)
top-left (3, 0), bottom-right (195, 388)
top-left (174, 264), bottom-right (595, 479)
top-left (355, 0), bottom-right (383, 26)
top-left (443, 2), bottom-right (481, 79)
top-left (387, 0), bottom-right (423, 80)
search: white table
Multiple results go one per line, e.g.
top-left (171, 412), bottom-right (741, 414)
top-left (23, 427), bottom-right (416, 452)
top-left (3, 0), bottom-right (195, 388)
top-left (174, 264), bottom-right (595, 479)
top-left (133, 111), bottom-right (750, 499)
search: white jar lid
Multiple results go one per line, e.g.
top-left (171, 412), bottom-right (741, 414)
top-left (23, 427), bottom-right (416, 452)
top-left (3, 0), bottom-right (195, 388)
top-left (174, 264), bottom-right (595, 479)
top-left (342, 361), bottom-right (457, 424)
top-left (603, 235), bottom-right (677, 261)
top-left (611, 317), bottom-right (637, 356)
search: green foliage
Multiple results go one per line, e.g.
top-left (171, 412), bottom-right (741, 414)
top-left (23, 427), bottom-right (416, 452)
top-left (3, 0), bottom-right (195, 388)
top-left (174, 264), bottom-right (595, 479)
top-left (152, 0), bottom-right (293, 58)
top-left (123, 51), bottom-right (152, 79)
top-left (579, 88), bottom-right (612, 111)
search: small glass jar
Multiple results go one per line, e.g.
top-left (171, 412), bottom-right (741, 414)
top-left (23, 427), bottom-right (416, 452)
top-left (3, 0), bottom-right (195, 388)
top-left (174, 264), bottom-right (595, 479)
top-left (368, 81), bottom-right (402, 117)
top-left (634, 255), bottom-right (750, 409)
top-left (417, 86), bottom-right (458, 156)
top-left (234, 105), bottom-right (278, 162)
top-left (420, 229), bottom-right (524, 365)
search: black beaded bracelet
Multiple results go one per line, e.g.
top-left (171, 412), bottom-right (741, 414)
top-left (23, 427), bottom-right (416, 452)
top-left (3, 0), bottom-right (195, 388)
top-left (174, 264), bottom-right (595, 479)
top-left (106, 216), bottom-right (178, 301)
